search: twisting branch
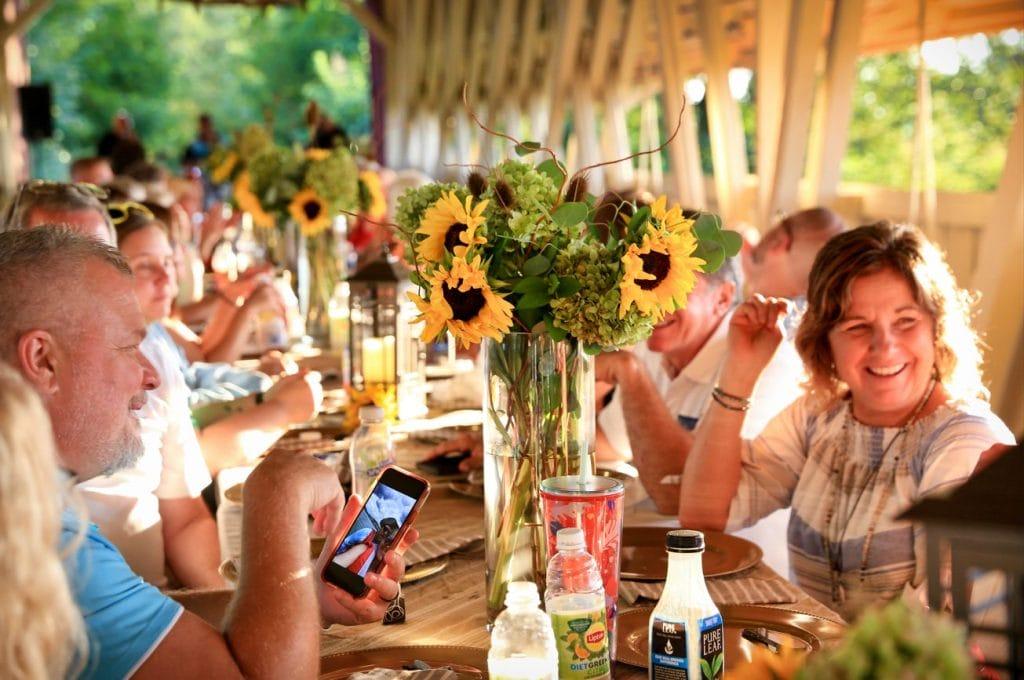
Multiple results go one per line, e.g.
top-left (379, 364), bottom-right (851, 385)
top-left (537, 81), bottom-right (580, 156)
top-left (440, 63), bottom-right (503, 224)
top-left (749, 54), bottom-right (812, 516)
top-left (461, 83), bottom-right (569, 194)
top-left (443, 162), bottom-right (489, 171)
top-left (570, 94), bottom-right (688, 180)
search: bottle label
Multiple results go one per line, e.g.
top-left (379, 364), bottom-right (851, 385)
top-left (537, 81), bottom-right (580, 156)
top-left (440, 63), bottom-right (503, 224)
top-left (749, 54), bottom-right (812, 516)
top-left (650, 613), bottom-right (724, 680)
top-left (650, 616), bottom-right (688, 678)
top-left (550, 608), bottom-right (610, 679)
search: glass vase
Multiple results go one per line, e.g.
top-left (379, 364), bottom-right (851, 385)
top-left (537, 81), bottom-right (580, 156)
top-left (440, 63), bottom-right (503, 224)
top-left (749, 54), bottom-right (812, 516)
top-left (482, 333), bottom-right (595, 623)
top-left (297, 226), bottom-right (339, 344)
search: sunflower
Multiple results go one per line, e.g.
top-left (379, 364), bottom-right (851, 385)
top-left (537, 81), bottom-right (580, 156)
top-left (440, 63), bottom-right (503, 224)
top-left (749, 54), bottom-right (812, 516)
top-left (233, 172), bottom-right (276, 229)
top-left (211, 151), bottom-right (238, 184)
top-left (416, 191), bottom-right (488, 263)
top-left (359, 170), bottom-right (387, 219)
top-left (408, 256), bottom-right (514, 348)
top-left (305, 148), bottom-right (331, 161)
top-left (619, 226), bottom-right (704, 320)
top-left (649, 195), bottom-right (692, 234)
top-left (289, 188), bottom-right (332, 237)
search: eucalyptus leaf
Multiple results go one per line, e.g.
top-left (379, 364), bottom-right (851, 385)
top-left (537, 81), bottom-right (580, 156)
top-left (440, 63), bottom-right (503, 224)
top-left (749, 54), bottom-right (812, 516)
top-left (715, 229), bottom-right (743, 256)
top-left (694, 213), bottom-right (720, 241)
top-left (537, 158), bottom-right (566, 187)
top-left (512, 276), bottom-right (548, 295)
top-left (545, 317), bottom-right (568, 341)
top-left (514, 141), bottom-right (542, 156)
top-left (696, 240), bottom-right (726, 273)
top-left (552, 201), bottom-right (588, 227)
top-left (583, 343), bottom-right (603, 356)
top-left (517, 290), bottom-right (550, 310)
top-left (523, 254), bottom-right (551, 277)
top-left (555, 276), bottom-right (582, 297)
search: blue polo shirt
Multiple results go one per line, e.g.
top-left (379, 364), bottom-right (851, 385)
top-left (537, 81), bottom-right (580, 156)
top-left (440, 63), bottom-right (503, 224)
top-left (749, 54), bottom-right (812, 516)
top-left (61, 510), bottom-right (182, 679)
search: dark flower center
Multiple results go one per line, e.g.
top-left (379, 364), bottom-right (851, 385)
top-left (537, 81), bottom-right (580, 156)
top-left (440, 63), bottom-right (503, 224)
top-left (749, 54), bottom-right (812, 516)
top-left (638, 251), bottom-right (670, 290)
top-left (443, 223), bottom-right (468, 252)
top-left (303, 200), bottom-right (322, 220)
top-left (442, 282), bottom-right (486, 321)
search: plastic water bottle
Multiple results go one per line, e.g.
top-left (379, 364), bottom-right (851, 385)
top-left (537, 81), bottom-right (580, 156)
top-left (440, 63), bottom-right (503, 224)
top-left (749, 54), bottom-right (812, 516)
top-left (488, 581), bottom-right (558, 680)
top-left (348, 405), bottom-right (395, 498)
top-left (545, 528), bottom-right (612, 679)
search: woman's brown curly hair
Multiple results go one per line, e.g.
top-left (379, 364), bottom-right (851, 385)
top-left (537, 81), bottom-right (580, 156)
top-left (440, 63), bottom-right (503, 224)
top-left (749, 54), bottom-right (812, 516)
top-left (795, 221), bottom-right (986, 407)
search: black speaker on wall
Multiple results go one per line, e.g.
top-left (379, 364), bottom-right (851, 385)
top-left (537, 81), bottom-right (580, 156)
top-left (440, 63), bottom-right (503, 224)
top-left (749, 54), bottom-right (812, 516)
top-left (18, 84), bottom-right (54, 141)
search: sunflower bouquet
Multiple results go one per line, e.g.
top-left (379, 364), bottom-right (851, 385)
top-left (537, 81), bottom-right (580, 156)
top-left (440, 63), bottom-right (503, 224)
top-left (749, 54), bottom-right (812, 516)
top-left (395, 137), bottom-right (741, 617)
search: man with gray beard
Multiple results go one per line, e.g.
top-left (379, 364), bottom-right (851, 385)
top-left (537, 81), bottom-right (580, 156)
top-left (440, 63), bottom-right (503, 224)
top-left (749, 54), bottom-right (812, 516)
top-left (0, 228), bottom-right (413, 679)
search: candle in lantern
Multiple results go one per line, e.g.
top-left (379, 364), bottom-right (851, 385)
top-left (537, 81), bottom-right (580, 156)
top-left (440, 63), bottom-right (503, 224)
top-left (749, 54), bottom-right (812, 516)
top-left (361, 335), bottom-right (396, 384)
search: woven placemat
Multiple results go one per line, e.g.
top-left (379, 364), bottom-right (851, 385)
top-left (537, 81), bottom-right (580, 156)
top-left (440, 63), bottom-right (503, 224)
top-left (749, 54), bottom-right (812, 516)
top-left (620, 572), bottom-right (803, 606)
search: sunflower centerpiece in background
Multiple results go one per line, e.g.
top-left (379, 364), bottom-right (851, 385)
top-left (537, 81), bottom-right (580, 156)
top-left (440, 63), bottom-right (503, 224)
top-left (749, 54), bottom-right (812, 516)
top-left (395, 141), bottom-right (741, 621)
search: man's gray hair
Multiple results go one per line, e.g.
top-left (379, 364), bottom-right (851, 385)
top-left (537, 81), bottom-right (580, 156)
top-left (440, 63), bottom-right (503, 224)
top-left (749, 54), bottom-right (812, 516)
top-left (0, 228), bottom-right (130, 361)
top-left (704, 255), bottom-right (742, 307)
top-left (2, 181), bottom-right (115, 240)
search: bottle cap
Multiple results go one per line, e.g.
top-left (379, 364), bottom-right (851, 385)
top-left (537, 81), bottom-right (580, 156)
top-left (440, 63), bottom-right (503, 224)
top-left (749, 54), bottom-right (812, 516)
top-left (556, 527), bottom-right (586, 552)
top-left (666, 529), bottom-right (705, 553)
top-left (504, 581), bottom-right (540, 607)
top-left (358, 405), bottom-right (384, 422)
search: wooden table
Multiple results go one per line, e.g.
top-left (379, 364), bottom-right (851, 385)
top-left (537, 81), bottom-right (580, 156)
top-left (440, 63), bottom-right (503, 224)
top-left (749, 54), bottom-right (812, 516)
top-left (316, 441), bottom-right (843, 679)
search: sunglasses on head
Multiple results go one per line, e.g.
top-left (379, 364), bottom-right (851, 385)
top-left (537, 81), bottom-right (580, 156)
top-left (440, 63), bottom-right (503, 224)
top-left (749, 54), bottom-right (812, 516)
top-left (107, 201), bottom-right (154, 226)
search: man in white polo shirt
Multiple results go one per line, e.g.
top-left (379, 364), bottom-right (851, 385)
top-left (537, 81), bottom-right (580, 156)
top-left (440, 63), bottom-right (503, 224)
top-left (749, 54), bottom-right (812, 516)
top-left (596, 258), bottom-right (803, 576)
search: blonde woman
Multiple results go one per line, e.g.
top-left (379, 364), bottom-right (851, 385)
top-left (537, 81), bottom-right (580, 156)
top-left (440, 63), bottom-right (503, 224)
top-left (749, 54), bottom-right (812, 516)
top-left (0, 361), bottom-right (86, 678)
top-left (679, 222), bottom-right (1014, 620)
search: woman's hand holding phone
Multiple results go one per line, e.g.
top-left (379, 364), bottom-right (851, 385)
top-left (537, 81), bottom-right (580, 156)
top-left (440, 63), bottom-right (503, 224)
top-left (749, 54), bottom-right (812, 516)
top-left (314, 494), bottom-right (420, 626)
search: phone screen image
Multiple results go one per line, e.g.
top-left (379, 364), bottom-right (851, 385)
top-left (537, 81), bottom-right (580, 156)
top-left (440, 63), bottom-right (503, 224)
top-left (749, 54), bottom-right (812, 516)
top-left (323, 467), bottom-right (428, 596)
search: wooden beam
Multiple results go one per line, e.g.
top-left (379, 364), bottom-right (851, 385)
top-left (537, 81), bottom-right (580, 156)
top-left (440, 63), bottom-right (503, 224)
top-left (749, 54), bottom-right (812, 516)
top-left (588, 0), bottom-right (621, 98)
top-left (512, 0), bottom-right (540, 104)
top-left (696, 0), bottom-right (749, 221)
top-left (616, 0), bottom-right (650, 89)
top-left (485, 0), bottom-right (518, 109)
top-left (655, 0), bottom-right (704, 207)
top-left (573, 91), bottom-right (604, 193)
top-left (423, 0), bottom-right (447, 110)
top-left (769, 0), bottom-right (827, 218)
top-left (342, 0), bottom-right (394, 49)
top-left (601, 94), bottom-right (635, 191)
top-left (0, 0), bottom-right (51, 42)
top-left (437, 0), bottom-right (469, 112)
top-left (543, 0), bottom-right (586, 153)
top-left (383, 0), bottom-right (411, 167)
top-left (756, 0), bottom-right (790, 228)
top-left (972, 94), bottom-right (1024, 432)
top-left (806, 0), bottom-right (866, 207)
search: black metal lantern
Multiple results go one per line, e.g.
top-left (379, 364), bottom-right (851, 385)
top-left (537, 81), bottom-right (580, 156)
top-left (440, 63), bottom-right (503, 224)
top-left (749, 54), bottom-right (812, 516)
top-left (346, 251), bottom-right (426, 419)
top-left (900, 443), bottom-right (1024, 677)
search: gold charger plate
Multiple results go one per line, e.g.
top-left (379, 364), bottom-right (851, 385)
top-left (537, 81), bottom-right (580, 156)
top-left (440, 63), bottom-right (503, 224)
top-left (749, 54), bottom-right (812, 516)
top-left (620, 527), bottom-right (762, 581)
top-left (319, 645), bottom-right (488, 679)
top-left (402, 555), bottom-right (450, 584)
top-left (615, 604), bottom-right (846, 669)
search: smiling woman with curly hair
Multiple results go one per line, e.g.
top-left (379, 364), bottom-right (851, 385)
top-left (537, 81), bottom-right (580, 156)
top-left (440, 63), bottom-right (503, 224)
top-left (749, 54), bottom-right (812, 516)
top-left (677, 222), bottom-right (1015, 620)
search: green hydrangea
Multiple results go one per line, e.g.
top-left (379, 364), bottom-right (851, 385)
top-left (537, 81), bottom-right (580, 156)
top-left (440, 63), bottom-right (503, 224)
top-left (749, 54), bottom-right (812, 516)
top-left (549, 238), bottom-right (653, 348)
top-left (247, 147), bottom-right (301, 212)
top-left (798, 600), bottom-right (971, 680)
top-left (394, 182), bottom-right (465, 235)
top-left (236, 124), bottom-right (273, 161)
top-left (304, 148), bottom-right (359, 213)
top-left (483, 159), bottom-right (559, 242)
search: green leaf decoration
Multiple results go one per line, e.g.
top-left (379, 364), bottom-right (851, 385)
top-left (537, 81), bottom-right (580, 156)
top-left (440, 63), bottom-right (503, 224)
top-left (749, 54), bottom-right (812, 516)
top-left (536, 158), bottom-right (566, 187)
top-left (700, 658), bottom-right (714, 679)
top-left (552, 201), bottom-right (589, 227)
top-left (545, 317), bottom-right (568, 341)
top-left (693, 213), bottom-right (720, 241)
top-left (523, 254), bottom-right (552, 277)
top-left (512, 276), bottom-right (547, 295)
top-left (695, 240), bottom-right (726, 273)
top-left (517, 290), bottom-right (550, 310)
top-left (583, 343), bottom-right (603, 356)
top-left (712, 652), bottom-right (724, 676)
top-left (715, 229), bottom-right (743, 256)
top-left (555, 276), bottom-right (582, 297)
top-left (408, 271), bottom-right (426, 287)
top-left (628, 205), bottom-right (651, 238)
top-left (518, 305), bottom-right (544, 328)
top-left (514, 141), bottom-right (542, 156)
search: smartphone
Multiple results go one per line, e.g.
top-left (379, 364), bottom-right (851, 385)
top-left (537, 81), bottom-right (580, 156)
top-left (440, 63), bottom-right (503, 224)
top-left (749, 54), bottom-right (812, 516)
top-left (416, 449), bottom-right (471, 477)
top-left (321, 465), bottom-right (430, 598)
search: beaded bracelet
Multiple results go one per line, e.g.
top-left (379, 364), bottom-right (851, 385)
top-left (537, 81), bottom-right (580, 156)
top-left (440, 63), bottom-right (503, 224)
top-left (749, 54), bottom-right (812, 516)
top-left (711, 386), bottom-right (750, 412)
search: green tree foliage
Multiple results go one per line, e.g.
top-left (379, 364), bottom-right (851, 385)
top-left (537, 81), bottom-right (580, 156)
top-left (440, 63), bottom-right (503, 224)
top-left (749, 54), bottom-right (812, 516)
top-left (26, 0), bottom-right (369, 176)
